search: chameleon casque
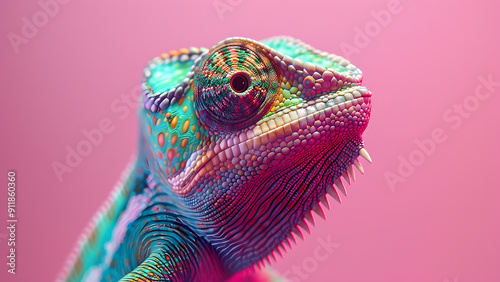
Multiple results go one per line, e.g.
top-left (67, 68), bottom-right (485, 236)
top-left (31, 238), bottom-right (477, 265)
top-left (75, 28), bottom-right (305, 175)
top-left (62, 36), bottom-right (373, 282)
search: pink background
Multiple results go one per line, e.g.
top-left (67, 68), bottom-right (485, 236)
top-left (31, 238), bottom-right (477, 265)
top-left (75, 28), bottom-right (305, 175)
top-left (1, 0), bottom-right (500, 281)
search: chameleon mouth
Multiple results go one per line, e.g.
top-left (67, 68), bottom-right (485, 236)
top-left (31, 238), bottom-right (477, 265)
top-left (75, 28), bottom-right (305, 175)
top-left (169, 85), bottom-right (372, 196)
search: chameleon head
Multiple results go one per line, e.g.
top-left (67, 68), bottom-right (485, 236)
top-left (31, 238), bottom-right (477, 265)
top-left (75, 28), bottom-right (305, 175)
top-left (140, 37), bottom-right (372, 273)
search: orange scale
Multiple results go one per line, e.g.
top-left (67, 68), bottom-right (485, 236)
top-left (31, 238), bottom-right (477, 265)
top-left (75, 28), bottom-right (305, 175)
top-left (180, 138), bottom-right (189, 149)
top-left (170, 134), bottom-right (178, 146)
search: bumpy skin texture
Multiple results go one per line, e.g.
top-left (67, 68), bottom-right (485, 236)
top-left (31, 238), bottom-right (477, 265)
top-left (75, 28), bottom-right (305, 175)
top-left (62, 36), bottom-right (372, 282)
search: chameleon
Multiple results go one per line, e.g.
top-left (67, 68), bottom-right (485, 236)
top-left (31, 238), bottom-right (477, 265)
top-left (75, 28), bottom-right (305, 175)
top-left (61, 36), bottom-right (373, 282)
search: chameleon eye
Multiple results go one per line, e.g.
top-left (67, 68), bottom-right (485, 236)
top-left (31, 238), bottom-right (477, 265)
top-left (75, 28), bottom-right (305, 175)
top-left (230, 73), bottom-right (249, 93)
top-left (193, 38), bottom-right (281, 133)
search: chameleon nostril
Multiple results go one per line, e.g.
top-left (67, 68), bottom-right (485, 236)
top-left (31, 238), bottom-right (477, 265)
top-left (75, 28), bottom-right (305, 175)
top-left (230, 73), bottom-right (249, 93)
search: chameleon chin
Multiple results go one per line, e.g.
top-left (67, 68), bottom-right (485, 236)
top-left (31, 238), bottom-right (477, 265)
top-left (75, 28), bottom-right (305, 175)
top-left (62, 36), bottom-right (373, 282)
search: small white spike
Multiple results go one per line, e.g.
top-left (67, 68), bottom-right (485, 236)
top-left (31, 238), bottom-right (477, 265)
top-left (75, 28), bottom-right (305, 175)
top-left (347, 166), bottom-right (356, 182)
top-left (276, 245), bottom-right (284, 258)
top-left (281, 241), bottom-right (288, 252)
top-left (334, 178), bottom-right (347, 197)
top-left (271, 251), bottom-right (278, 262)
top-left (305, 211), bottom-right (315, 226)
top-left (359, 148), bottom-right (372, 163)
top-left (298, 219), bottom-right (310, 234)
top-left (342, 171), bottom-right (351, 185)
top-left (327, 185), bottom-right (342, 203)
top-left (287, 232), bottom-right (297, 245)
top-left (268, 253), bottom-right (274, 262)
top-left (283, 236), bottom-right (292, 249)
top-left (353, 159), bottom-right (365, 174)
top-left (266, 255), bottom-right (272, 266)
top-left (320, 195), bottom-right (330, 210)
top-left (313, 204), bottom-right (327, 220)
top-left (251, 264), bottom-right (257, 273)
top-left (292, 227), bottom-right (304, 240)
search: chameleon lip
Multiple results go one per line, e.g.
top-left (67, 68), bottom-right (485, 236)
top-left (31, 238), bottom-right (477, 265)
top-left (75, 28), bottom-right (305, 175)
top-left (170, 86), bottom-right (371, 196)
top-left (268, 84), bottom-right (372, 118)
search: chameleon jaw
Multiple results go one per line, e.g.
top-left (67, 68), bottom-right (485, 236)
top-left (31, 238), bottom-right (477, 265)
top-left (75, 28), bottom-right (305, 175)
top-left (250, 148), bottom-right (372, 272)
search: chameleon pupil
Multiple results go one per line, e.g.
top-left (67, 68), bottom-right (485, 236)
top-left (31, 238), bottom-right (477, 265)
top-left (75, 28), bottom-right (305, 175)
top-left (230, 73), bottom-right (249, 93)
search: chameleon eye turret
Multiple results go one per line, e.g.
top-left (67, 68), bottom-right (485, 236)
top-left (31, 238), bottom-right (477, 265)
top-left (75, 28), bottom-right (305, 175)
top-left (193, 38), bottom-right (281, 133)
